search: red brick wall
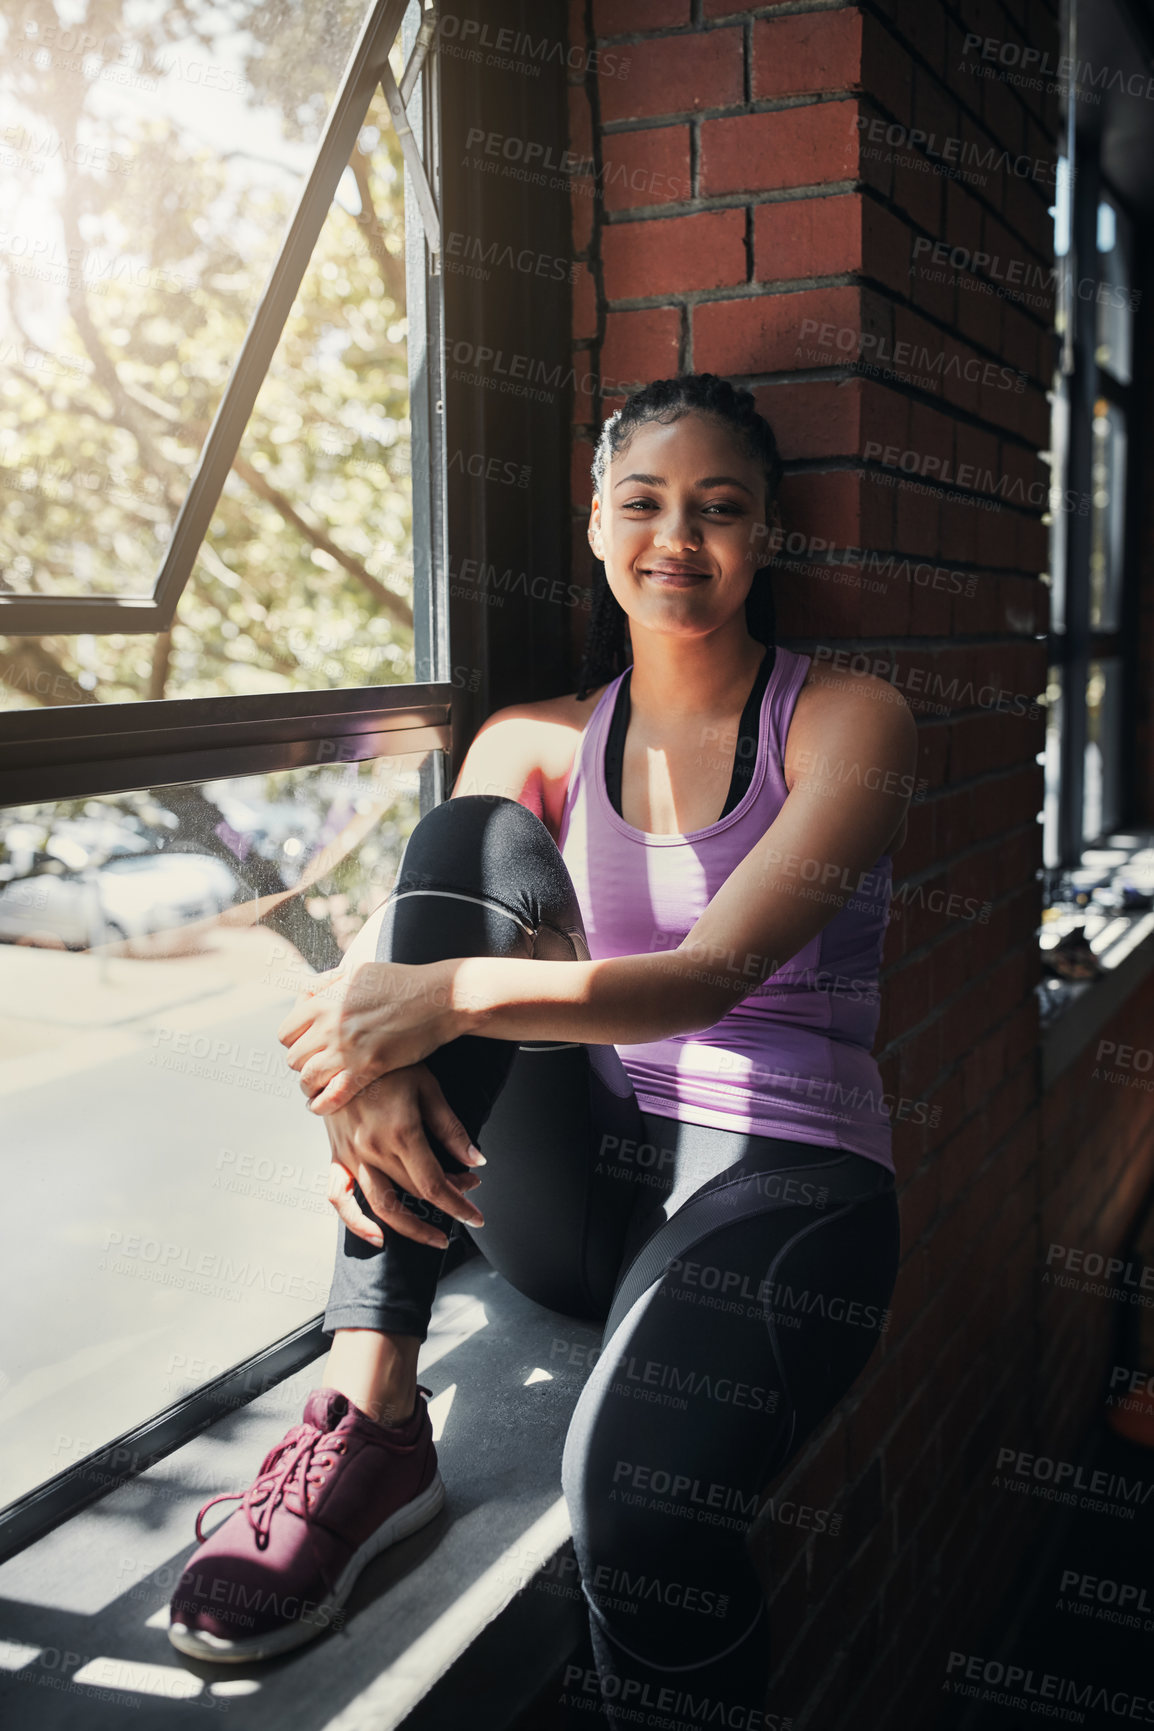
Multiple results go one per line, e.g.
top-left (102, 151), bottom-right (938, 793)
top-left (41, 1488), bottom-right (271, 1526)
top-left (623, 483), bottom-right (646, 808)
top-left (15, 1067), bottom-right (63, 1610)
top-left (558, 2), bottom-right (1153, 1726)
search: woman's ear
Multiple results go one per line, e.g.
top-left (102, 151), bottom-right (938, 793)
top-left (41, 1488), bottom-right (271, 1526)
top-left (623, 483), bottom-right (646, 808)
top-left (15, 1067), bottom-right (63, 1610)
top-left (588, 494), bottom-right (605, 560)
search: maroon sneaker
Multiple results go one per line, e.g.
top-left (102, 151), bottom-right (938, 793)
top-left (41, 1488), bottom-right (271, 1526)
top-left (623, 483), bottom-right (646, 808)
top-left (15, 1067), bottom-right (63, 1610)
top-left (168, 1385), bottom-right (444, 1661)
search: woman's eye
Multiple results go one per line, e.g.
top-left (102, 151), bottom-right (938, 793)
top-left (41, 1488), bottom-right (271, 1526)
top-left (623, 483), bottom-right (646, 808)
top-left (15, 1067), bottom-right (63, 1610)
top-left (620, 499), bottom-right (742, 515)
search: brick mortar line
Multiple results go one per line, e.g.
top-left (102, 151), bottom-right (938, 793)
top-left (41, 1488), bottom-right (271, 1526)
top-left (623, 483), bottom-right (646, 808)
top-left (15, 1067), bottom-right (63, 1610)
top-left (852, 3), bottom-right (1060, 225)
top-left (877, 969), bottom-right (1040, 1073)
top-left (853, 93), bottom-right (1057, 269)
top-left (589, 29), bottom-right (1056, 237)
top-left (598, 181), bottom-right (859, 216)
top-left (578, 205), bottom-right (1054, 384)
top-left (582, 22), bottom-right (1058, 279)
top-left (696, 366), bottom-right (1048, 459)
top-left (591, 1), bottom-right (849, 44)
top-left (881, 996), bottom-right (1042, 1102)
top-left (885, 908), bottom-right (1041, 980)
top-left (600, 276), bottom-right (1054, 392)
top-left (742, 14), bottom-right (752, 110)
top-left (895, 767), bottom-right (1045, 809)
top-left (882, 872), bottom-right (1041, 933)
top-left (866, 0), bottom-right (1061, 160)
top-left (598, 89), bottom-right (861, 129)
top-left (751, 452), bottom-right (1050, 514)
top-left (726, 362), bottom-right (1051, 445)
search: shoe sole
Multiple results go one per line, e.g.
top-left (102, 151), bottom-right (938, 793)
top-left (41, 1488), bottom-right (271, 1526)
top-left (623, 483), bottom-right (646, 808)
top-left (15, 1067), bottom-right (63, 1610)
top-left (167, 1469), bottom-right (447, 1663)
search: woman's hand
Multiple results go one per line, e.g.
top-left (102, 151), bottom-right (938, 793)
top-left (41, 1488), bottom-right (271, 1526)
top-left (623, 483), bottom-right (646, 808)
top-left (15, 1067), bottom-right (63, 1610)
top-left (278, 959), bottom-right (458, 1113)
top-left (323, 1061), bottom-right (487, 1249)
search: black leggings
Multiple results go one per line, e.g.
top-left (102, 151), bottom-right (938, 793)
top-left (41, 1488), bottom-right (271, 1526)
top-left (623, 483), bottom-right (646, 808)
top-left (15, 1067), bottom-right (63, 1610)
top-left (322, 794), bottom-right (900, 1728)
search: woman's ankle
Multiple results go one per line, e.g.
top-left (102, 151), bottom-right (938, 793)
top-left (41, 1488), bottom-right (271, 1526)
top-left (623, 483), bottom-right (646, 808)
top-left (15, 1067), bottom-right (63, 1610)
top-left (324, 1328), bottom-right (422, 1428)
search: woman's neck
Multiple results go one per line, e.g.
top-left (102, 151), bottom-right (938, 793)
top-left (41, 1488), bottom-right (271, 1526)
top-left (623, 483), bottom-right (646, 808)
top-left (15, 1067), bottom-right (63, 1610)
top-left (626, 626), bottom-right (768, 722)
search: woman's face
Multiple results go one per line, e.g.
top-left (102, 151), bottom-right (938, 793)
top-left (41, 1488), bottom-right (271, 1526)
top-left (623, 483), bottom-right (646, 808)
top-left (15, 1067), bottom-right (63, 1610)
top-left (588, 411), bottom-right (772, 642)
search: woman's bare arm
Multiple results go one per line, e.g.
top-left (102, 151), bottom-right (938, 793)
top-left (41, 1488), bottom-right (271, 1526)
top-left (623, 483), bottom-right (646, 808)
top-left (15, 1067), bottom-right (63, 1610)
top-left (445, 672), bottom-right (917, 1045)
top-left (448, 692), bottom-right (605, 841)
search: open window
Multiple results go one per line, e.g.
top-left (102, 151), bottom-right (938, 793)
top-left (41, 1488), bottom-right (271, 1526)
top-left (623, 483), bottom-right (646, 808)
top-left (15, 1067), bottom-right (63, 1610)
top-left (0, 0), bottom-right (578, 1564)
top-left (0, 0), bottom-right (443, 672)
top-left (0, 0), bottom-right (452, 1554)
top-left (1038, 72), bottom-right (1153, 1023)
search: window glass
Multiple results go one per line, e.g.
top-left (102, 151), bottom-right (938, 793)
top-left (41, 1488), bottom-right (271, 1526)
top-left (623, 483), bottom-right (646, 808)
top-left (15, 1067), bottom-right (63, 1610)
top-left (1083, 659), bottom-right (1123, 844)
top-left (0, 0), bottom-right (375, 602)
top-left (0, 747), bottom-right (429, 1507)
top-left (1, 21), bottom-right (416, 711)
top-left (1046, 379), bottom-right (1068, 635)
top-left (1042, 665), bottom-right (1063, 871)
top-left (1088, 399), bottom-right (1127, 633)
top-left (1095, 197), bottom-right (1133, 384)
top-left (1051, 154), bottom-right (1072, 353)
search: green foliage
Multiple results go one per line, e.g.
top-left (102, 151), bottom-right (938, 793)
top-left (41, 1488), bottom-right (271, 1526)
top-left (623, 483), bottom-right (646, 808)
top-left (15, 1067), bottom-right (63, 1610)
top-left (0, 0), bottom-right (415, 706)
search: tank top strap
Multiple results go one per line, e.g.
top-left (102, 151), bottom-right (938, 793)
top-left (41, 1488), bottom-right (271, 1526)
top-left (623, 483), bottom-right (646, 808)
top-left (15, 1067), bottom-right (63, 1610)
top-left (762, 645), bottom-right (812, 781)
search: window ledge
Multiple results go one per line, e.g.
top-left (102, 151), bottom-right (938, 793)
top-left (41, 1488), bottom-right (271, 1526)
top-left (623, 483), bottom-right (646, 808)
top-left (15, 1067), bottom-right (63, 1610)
top-left (0, 1255), bottom-right (599, 1730)
top-left (1041, 907), bottom-right (1154, 1088)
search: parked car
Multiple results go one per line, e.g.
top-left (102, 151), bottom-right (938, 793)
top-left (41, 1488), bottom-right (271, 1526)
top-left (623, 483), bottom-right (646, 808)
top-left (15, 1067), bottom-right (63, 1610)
top-left (0, 853), bottom-right (243, 950)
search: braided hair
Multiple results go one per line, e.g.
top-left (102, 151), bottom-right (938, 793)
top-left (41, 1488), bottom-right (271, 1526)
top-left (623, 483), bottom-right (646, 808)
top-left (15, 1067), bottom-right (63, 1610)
top-left (575, 372), bottom-right (784, 700)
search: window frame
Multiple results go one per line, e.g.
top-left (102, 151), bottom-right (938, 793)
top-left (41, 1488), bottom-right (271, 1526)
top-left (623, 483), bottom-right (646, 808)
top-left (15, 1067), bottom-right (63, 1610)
top-left (0, 0), bottom-right (435, 642)
top-left (1046, 142), bottom-right (1143, 872)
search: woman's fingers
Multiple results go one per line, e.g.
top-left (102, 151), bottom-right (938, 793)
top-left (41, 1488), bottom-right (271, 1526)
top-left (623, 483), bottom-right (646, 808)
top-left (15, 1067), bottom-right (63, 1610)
top-left (307, 1069), bottom-right (362, 1114)
top-left (393, 1124), bottom-right (485, 1229)
top-left (276, 970), bottom-right (345, 1047)
top-left (332, 1151), bottom-right (454, 1252)
top-left (284, 1026), bottom-right (330, 1074)
top-left (326, 1161), bottom-right (385, 1248)
top-left (357, 1163), bottom-right (453, 1251)
top-left (415, 1067), bottom-right (487, 1169)
top-left (278, 996), bottom-right (319, 1049)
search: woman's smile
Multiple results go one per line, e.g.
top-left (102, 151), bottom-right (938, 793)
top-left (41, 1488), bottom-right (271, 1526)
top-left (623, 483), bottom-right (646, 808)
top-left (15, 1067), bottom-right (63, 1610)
top-left (641, 563), bottom-right (711, 586)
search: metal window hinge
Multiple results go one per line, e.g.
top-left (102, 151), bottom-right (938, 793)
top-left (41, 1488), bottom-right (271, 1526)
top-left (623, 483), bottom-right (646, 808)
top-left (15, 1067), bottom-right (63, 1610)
top-left (382, 5), bottom-right (440, 261)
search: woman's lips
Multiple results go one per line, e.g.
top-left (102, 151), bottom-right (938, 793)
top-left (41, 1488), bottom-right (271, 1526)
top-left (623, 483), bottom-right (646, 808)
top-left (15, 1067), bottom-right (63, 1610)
top-left (641, 567), bottom-right (709, 586)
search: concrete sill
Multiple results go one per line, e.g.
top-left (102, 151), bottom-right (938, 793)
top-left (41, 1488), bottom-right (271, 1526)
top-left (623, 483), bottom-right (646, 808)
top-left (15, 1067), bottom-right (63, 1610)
top-left (0, 1255), bottom-right (601, 1731)
top-left (1040, 908), bottom-right (1154, 1088)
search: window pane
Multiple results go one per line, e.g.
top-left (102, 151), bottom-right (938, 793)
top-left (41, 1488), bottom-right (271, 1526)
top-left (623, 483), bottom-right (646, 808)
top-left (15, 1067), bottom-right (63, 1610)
top-left (1052, 154), bottom-right (1072, 349)
top-left (1084, 658), bottom-right (1123, 844)
top-left (0, 747), bottom-right (429, 1507)
top-left (0, 80), bottom-right (414, 708)
top-left (1095, 197), bottom-right (1133, 384)
top-left (1046, 378), bottom-right (1068, 635)
top-left (1042, 664), bottom-right (1063, 870)
top-left (1089, 399), bottom-right (1126, 633)
top-left (0, 0), bottom-right (376, 605)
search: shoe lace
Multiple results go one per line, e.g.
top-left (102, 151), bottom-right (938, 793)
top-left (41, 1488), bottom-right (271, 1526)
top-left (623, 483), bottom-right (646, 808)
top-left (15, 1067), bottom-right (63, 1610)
top-left (194, 1423), bottom-right (349, 1550)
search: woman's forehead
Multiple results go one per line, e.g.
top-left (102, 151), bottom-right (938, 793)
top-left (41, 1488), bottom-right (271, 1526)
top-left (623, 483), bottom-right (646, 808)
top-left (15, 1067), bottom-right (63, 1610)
top-left (613, 412), bottom-right (755, 469)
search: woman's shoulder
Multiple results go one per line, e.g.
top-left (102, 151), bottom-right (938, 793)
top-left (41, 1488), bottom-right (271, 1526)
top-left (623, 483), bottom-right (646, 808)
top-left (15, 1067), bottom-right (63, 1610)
top-left (791, 657), bottom-right (914, 734)
top-left (451, 682), bottom-right (615, 837)
top-left (476, 681), bottom-right (614, 745)
top-left (783, 657), bottom-right (917, 852)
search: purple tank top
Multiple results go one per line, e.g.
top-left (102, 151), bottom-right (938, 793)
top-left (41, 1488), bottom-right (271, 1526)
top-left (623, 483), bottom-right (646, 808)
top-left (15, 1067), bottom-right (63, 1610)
top-left (558, 646), bottom-right (895, 1171)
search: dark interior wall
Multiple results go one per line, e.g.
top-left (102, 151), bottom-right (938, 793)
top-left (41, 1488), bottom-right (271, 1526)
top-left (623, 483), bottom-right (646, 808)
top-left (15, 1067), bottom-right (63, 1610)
top-left (437, 0), bottom-right (577, 777)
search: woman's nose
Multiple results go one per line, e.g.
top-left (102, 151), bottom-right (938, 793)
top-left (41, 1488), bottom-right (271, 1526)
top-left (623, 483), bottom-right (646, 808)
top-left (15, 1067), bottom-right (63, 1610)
top-left (652, 511), bottom-right (701, 552)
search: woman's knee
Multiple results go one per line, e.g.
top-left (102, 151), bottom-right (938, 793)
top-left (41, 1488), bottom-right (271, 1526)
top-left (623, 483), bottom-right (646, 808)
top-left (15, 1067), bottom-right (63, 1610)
top-left (401, 791), bottom-right (543, 865)
top-left (398, 793), bottom-right (585, 946)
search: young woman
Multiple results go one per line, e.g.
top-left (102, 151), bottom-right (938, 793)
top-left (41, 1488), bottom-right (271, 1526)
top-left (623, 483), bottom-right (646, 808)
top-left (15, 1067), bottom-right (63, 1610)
top-left (169, 373), bottom-right (915, 1729)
